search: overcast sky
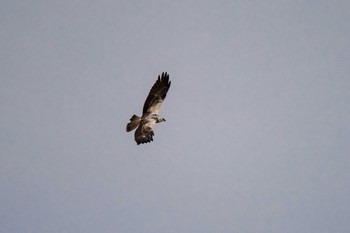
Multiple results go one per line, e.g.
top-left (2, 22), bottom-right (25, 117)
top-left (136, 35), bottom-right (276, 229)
top-left (1, 1), bottom-right (350, 232)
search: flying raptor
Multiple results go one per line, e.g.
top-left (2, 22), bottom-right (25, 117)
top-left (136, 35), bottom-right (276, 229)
top-left (126, 72), bottom-right (171, 145)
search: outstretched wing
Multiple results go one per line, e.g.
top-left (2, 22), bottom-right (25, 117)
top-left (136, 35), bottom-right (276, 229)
top-left (134, 119), bottom-right (156, 145)
top-left (142, 72), bottom-right (171, 114)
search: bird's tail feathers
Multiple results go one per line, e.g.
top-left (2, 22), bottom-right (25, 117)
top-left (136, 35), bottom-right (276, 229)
top-left (126, 114), bottom-right (141, 132)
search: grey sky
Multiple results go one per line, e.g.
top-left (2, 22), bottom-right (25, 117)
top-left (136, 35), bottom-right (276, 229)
top-left (1, 1), bottom-right (350, 232)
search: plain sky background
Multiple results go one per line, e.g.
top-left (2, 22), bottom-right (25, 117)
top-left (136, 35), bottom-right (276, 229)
top-left (1, 1), bottom-right (350, 232)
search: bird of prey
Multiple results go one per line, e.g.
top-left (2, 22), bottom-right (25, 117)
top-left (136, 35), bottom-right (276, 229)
top-left (126, 72), bottom-right (171, 145)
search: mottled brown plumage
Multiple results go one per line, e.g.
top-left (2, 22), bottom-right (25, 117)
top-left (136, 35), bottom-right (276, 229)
top-left (126, 72), bottom-right (171, 145)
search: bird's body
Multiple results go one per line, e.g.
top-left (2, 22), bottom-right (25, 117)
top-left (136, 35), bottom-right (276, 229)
top-left (126, 72), bottom-right (171, 145)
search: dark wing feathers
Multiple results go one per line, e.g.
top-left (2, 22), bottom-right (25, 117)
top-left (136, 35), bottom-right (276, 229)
top-left (134, 124), bottom-right (155, 145)
top-left (142, 72), bottom-right (171, 114)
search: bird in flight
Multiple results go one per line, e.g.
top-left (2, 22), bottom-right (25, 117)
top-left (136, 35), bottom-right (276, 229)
top-left (126, 72), bottom-right (171, 145)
